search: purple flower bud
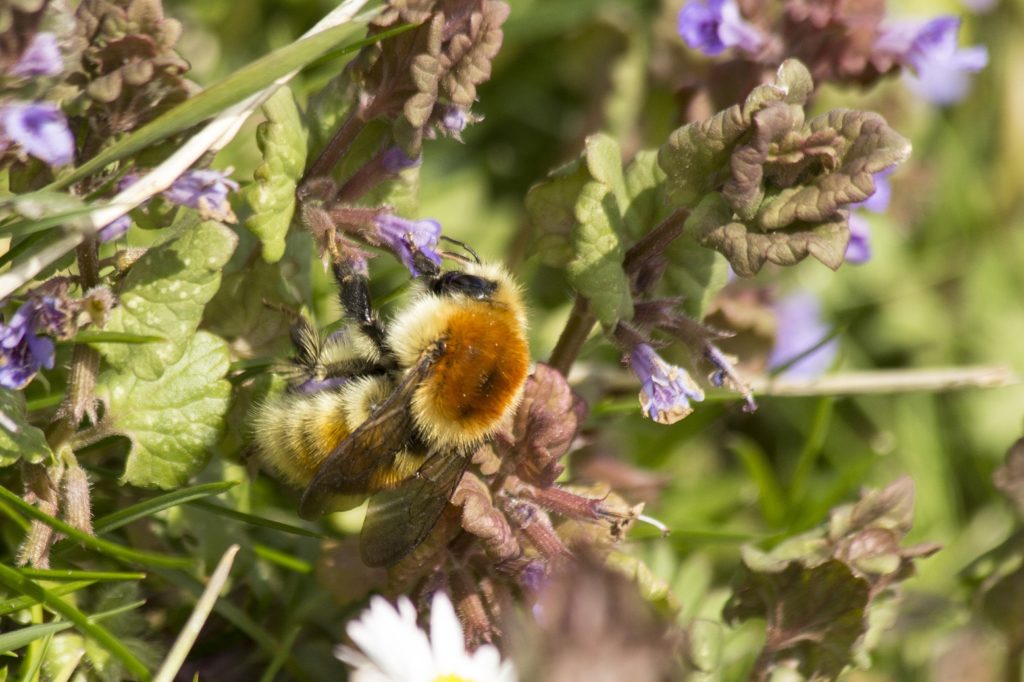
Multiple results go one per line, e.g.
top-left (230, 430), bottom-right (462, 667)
top-left (380, 147), bottom-right (421, 174)
top-left (768, 292), bottom-right (838, 378)
top-left (373, 213), bottom-right (443, 276)
top-left (163, 169), bottom-right (239, 222)
top-left (11, 33), bottom-right (63, 77)
top-left (1, 102), bottom-right (74, 166)
top-left (0, 301), bottom-right (56, 390)
top-left (98, 215), bottom-right (131, 243)
top-left (877, 16), bottom-right (988, 105)
top-left (845, 213), bottom-right (872, 265)
top-left (677, 0), bottom-right (765, 57)
top-left (442, 106), bottom-right (468, 134)
top-left (628, 343), bottom-right (704, 424)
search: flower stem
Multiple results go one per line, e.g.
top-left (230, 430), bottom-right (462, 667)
top-left (300, 107), bottom-right (369, 190)
top-left (547, 208), bottom-right (692, 376)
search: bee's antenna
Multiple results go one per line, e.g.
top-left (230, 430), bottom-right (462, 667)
top-left (440, 236), bottom-right (481, 264)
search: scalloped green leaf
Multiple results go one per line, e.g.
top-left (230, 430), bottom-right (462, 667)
top-left (570, 179), bottom-right (632, 327)
top-left (96, 332), bottom-right (231, 489)
top-left (245, 87), bottom-right (308, 263)
top-left (0, 388), bottom-right (51, 468)
top-left (525, 157), bottom-right (590, 267)
top-left (621, 150), bottom-right (665, 240)
top-left (686, 193), bottom-right (850, 277)
top-left (663, 236), bottom-right (729, 319)
top-left (724, 557), bottom-right (870, 681)
top-left (91, 217), bottom-right (238, 380)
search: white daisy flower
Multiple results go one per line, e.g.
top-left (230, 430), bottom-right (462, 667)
top-left (336, 591), bottom-right (517, 682)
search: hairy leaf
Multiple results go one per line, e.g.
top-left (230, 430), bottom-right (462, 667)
top-left (725, 556), bottom-right (870, 681)
top-left (245, 87), bottom-right (308, 263)
top-left (91, 217), bottom-right (237, 380)
top-left (525, 157), bottom-right (590, 267)
top-left (566, 134), bottom-right (633, 326)
top-left (96, 332), bottom-right (231, 489)
top-left (0, 388), bottom-right (51, 468)
top-left (660, 59), bottom-right (909, 276)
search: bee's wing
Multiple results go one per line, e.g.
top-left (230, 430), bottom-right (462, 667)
top-left (298, 357), bottom-right (433, 519)
top-left (359, 448), bottom-right (470, 567)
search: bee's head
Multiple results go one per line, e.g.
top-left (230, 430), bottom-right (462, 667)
top-left (429, 270), bottom-right (498, 300)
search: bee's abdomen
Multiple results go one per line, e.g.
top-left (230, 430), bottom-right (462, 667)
top-left (417, 304), bottom-right (529, 448)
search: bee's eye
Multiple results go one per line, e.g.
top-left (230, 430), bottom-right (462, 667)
top-left (432, 273), bottom-right (497, 299)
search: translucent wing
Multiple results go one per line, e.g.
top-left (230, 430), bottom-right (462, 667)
top-left (299, 357), bottom-right (434, 519)
top-left (359, 449), bottom-right (470, 567)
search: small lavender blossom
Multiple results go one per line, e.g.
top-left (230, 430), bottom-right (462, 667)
top-left (0, 102), bottom-right (74, 166)
top-left (628, 343), bottom-right (704, 424)
top-left (846, 214), bottom-right (872, 264)
top-left (677, 0), bottom-right (765, 57)
top-left (163, 169), bottom-right (239, 222)
top-left (768, 292), bottom-right (838, 379)
top-left (877, 16), bottom-right (988, 105)
top-left (380, 147), bottom-right (421, 174)
top-left (97, 215), bottom-right (132, 243)
top-left (442, 106), bottom-right (468, 134)
top-left (373, 213), bottom-right (443, 276)
top-left (11, 33), bottom-right (63, 77)
top-left (0, 301), bottom-right (56, 390)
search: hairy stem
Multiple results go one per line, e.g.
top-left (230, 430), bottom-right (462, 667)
top-left (300, 107), bottom-right (369, 190)
top-left (548, 295), bottom-right (596, 376)
top-left (547, 208), bottom-right (692, 376)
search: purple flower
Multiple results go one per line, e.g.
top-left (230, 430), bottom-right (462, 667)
top-left (1, 102), bottom-right (74, 166)
top-left (11, 32), bottom-right (63, 77)
top-left (844, 170), bottom-right (892, 264)
top-left (677, 0), bottom-right (765, 57)
top-left (380, 147), bottom-right (421, 174)
top-left (628, 343), bottom-right (704, 424)
top-left (98, 215), bottom-right (132, 243)
top-left (441, 106), bottom-right (468, 134)
top-left (877, 16), bottom-right (988, 105)
top-left (163, 169), bottom-right (239, 222)
top-left (845, 214), bottom-right (872, 265)
top-left (0, 301), bottom-right (56, 390)
top-left (373, 213), bottom-right (443, 276)
top-left (768, 292), bottom-right (838, 379)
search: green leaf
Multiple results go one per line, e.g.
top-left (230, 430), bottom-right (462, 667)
top-left (659, 59), bottom-right (910, 276)
top-left (0, 388), bottom-right (52, 468)
top-left (0, 599), bottom-right (144, 655)
top-left (92, 218), bottom-right (237, 380)
top-left (724, 557), bottom-right (870, 681)
top-left (567, 134), bottom-right (632, 327)
top-left (245, 87), bottom-right (308, 263)
top-left (96, 332), bottom-right (232, 489)
top-left (569, 179), bottom-right (632, 327)
top-left (525, 157), bottom-right (591, 267)
top-left (621, 150), bottom-right (665, 241)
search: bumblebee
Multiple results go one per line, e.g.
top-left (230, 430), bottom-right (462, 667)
top-left (252, 256), bottom-right (530, 566)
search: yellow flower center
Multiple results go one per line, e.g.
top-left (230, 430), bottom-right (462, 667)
top-left (433, 676), bottom-right (473, 682)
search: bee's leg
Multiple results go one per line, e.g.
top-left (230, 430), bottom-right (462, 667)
top-left (331, 261), bottom-right (389, 355)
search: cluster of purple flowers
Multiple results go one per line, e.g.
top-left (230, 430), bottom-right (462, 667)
top-left (0, 297), bottom-right (68, 390)
top-left (1, 32), bottom-right (74, 167)
top-left (677, 1), bottom-right (988, 105)
top-left (372, 213), bottom-right (444, 276)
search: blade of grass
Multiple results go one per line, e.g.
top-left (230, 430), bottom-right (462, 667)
top-left (16, 569), bottom-right (146, 582)
top-left (787, 397), bottom-right (835, 518)
top-left (0, 485), bottom-right (193, 569)
top-left (152, 545), bottom-right (239, 682)
top-left (251, 543), bottom-right (313, 574)
top-left (728, 434), bottom-right (788, 527)
top-left (0, 581), bottom-right (95, 618)
top-left (0, 563), bottom-right (150, 680)
top-left (0, 599), bottom-right (146, 653)
top-left (0, 495), bottom-right (30, 531)
top-left (92, 481), bottom-right (237, 534)
top-left (257, 625), bottom-right (301, 682)
top-left (187, 500), bottom-right (323, 539)
top-left (25, 393), bottom-right (64, 412)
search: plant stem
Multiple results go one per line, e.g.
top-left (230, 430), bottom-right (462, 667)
top-left (547, 208), bottom-right (691, 376)
top-left (300, 107), bottom-right (369, 189)
top-left (548, 295), bottom-right (596, 376)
